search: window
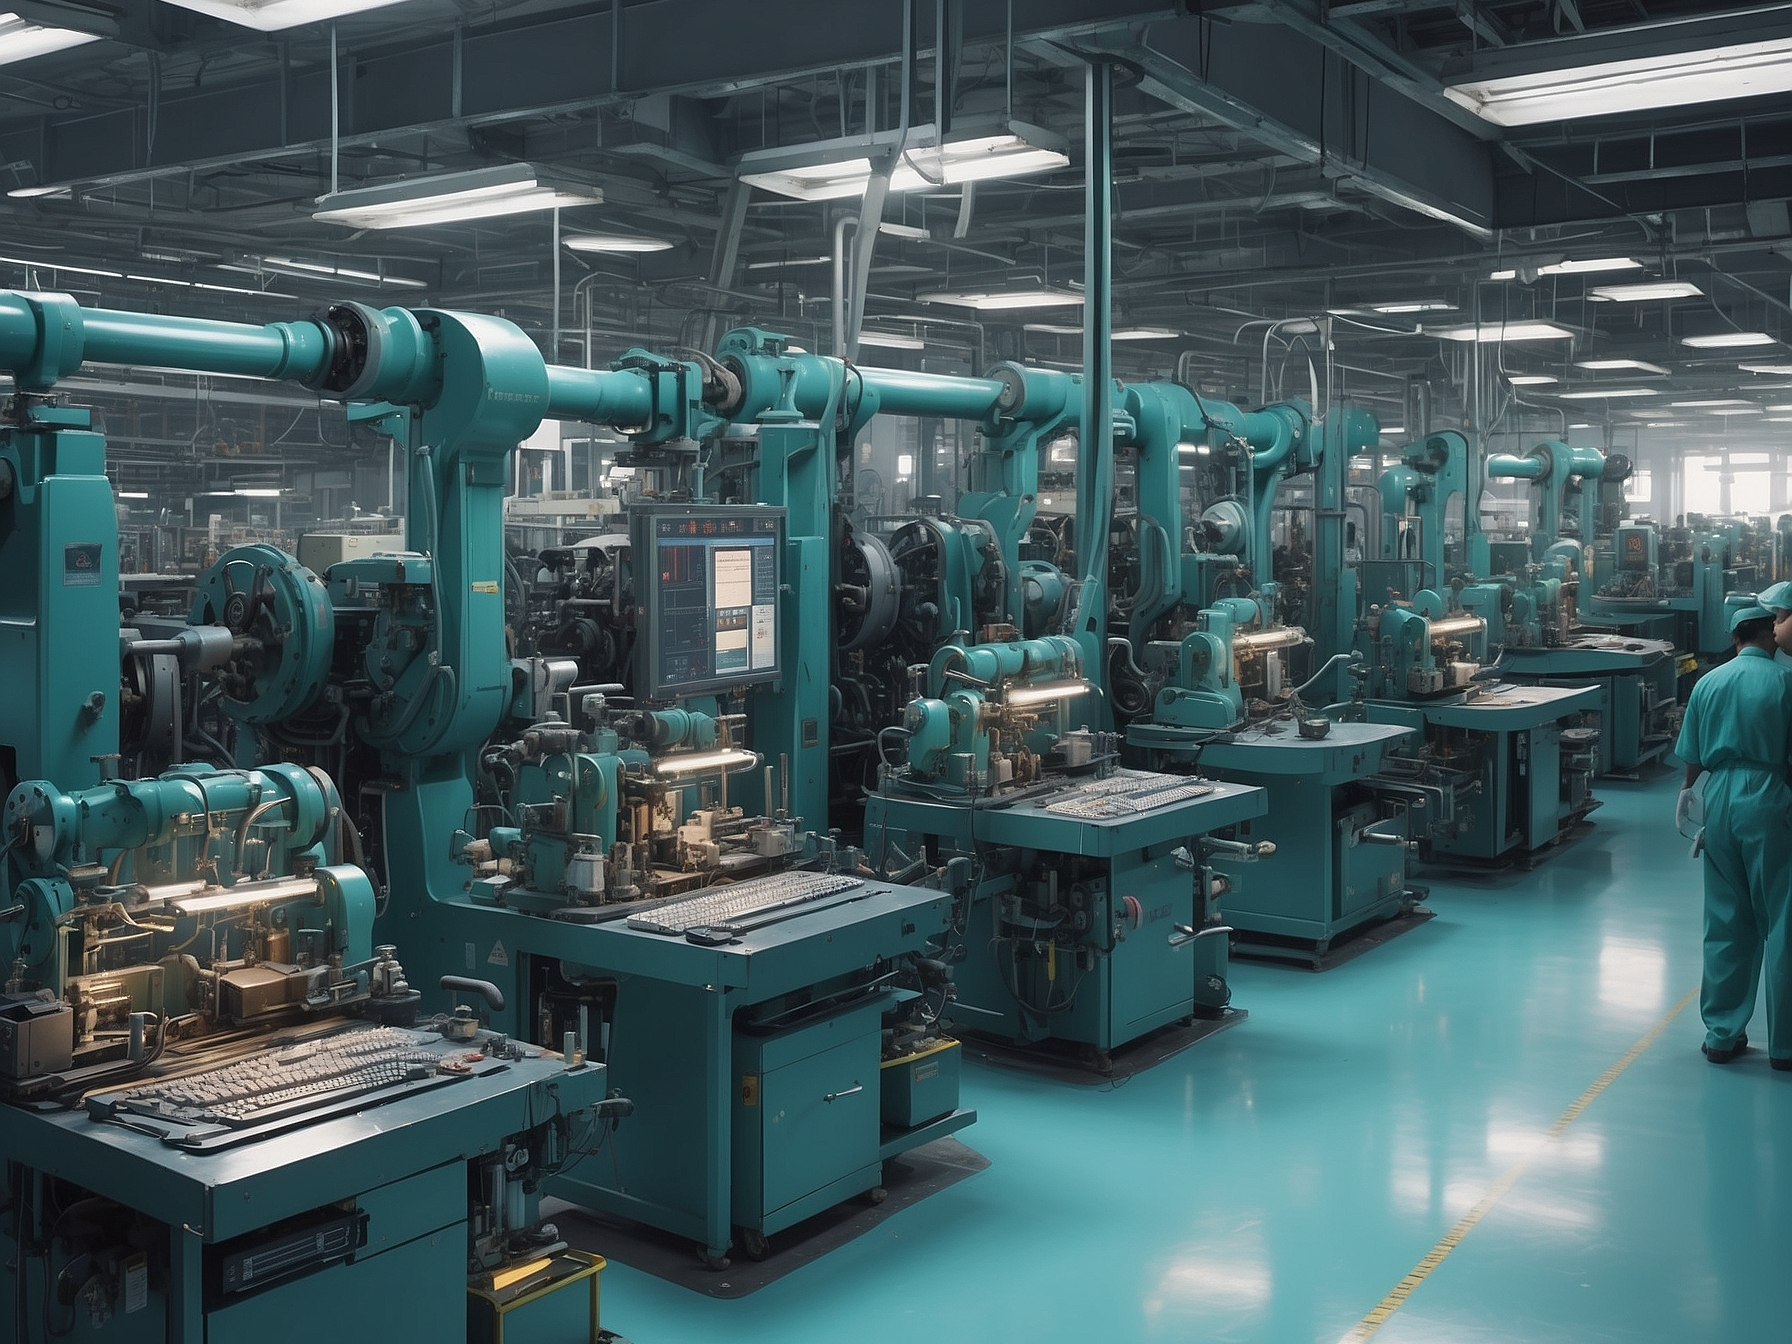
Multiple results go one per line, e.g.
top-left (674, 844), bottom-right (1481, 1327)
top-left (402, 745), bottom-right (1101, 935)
top-left (1624, 469), bottom-right (1652, 504)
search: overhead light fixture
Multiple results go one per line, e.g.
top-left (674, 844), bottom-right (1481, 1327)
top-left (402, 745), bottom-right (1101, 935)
top-left (0, 11), bottom-right (100, 64)
top-left (158, 0), bottom-right (413, 32)
top-left (313, 164), bottom-right (601, 230)
top-left (1506, 374), bottom-right (1559, 386)
top-left (1556, 387), bottom-right (1658, 399)
top-left (1644, 421), bottom-right (1690, 429)
top-left (1589, 281), bottom-right (1704, 302)
top-left (1740, 363), bottom-right (1792, 375)
top-left (1022, 323), bottom-right (1183, 340)
top-left (1575, 359), bottom-right (1669, 375)
top-left (1709, 406), bottom-right (1763, 415)
top-left (563, 232), bottom-right (675, 254)
top-left (920, 287), bottom-right (1082, 311)
top-left (235, 487), bottom-right (283, 497)
top-left (116, 491), bottom-right (149, 500)
top-left (0, 252), bottom-right (122, 279)
top-left (1489, 258), bottom-right (1641, 281)
top-left (1444, 35), bottom-right (1792, 127)
top-left (1669, 399), bottom-right (1750, 408)
top-left (857, 331), bottom-right (927, 350)
top-left (6, 182), bottom-right (69, 199)
top-left (220, 255), bottom-right (427, 288)
top-left (743, 256), bottom-right (831, 271)
top-left (738, 122), bottom-right (1069, 202)
top-left (1427, 321), bottom-right (1576, 343)
top-left (1369, 300), bottom-right (1456, 314)
top-left (1769, 404), bottom-right (1792, 412)
top-left (1682, 331), bottom-right (1779, 349)
top-left (1569, 423), bottom-right (1597, 430)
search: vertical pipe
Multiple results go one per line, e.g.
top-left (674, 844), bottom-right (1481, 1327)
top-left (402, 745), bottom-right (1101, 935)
top-left (329, 24), bottom-right (339, 196)
top-left (1073, 58), bottom-right (1114, 721)
top-left (551, 207), bottom-right (561, 363)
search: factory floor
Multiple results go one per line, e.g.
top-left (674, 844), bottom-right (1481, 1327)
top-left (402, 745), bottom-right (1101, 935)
top-left (602, 769), bottom-right (1790, 1344)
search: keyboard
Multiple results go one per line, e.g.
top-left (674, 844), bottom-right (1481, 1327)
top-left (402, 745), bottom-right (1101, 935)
top-left (1042, 770), bottom-right (1215, 820)
top-left (95, 1026), bottom-right (444, 1129)
top-left (625, 871), bottom-right (864, 936)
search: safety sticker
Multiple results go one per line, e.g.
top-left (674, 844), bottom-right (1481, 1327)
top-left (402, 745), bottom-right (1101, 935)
top-left (471, 580), bottom-right (500, 594)
top-left (63, 543), bottom-right (102, 586)
top-left (488, 940), bottom-right (510, 967)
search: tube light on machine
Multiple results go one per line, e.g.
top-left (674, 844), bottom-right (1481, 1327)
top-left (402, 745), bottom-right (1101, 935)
top-left (1427, 615), bottom-right (1486, 641)
top-left (170, 876), bottom-right (320, 916)
top-left (652, 748), bottom-right (761, 777)
top-left (1002, 679), bottom-right (1091, 707)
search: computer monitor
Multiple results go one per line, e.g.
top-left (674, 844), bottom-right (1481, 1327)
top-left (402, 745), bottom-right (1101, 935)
top-left (632, 504), bottom-right (785, 700)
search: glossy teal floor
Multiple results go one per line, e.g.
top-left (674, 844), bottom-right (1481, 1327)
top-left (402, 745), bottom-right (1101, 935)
top-left (604, 771), bottom-right (1792, 1344)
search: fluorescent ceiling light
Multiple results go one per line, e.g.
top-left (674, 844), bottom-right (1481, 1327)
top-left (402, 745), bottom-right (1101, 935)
top-left (920, 287), bottom-right (1082, 311)
top-left (563, 232), bottom-right (674, 254)
top-left (116, 491), bottom-right (149, 499)
top-left (235, 487), bottom-right (283, 497)
top-left (6, 183), bottom-right (70, 199)
top-left (222, 255), bottom-right (427, 288)
top-left (1506, 374), bottom-right (1558, 386)
top-left (1556, 387), bottom-right (1658, 399)
top-left (1428, 321), bottom-right (1576, 343)
top-left (1589, 281), bottom-right (1704, 302)
top-left (737, 122), bottom-right (1069, 202)
top-left (857, 331), bottom-right (927, 350)
top-left (743, 256), bottom-right (831, 270)
top-left (1682, 331), bottom-right (1779, 349)
top-left (1569, 423), bottom-right (1597, 430)
top-left (1740, 363), bottom-right (1792, 375)
top-left (0, 253), bottom-right (122, 279)
top-left (1671, 399), bottom-right (1750, 408)
top-left (0, 11), bottom-right (100, 64)
top-left (1709, 406), bottom-right (1763, 416)
top-left (1542, 257), bottom-right (1640, 276)
top-left (1369, 300), bottom-right (1456, 314)
top-left (313, 165), bottom-right (600, 230)
top-left (1023, 323), bottom-right (1182, 340)
top-left (158, 0), bottom-right (413, 32)
top-left (1769, 404), bottom-right (1792, 412)
top-left (1644, 421), bottom-right (1689, 429)
top-left (1575, 359), bottom-right (1668, 375)
top-left (1444, 36), bottom-right (1792, 127)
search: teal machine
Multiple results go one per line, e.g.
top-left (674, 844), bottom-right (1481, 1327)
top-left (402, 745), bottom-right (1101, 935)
top-left (1480, 441), bottom-right (1678, 778)
top-left (1351, 432), bottom-right (1603, 866)
top-left (0, 292), bottom-right (1002, 1274)
top-left (0, 298), bottom-right (614, 1341)
top-left (1111, 386), bottom-right (1426, 964)
top-left (859, 363), bottom-right (1272, 1061)
top-left (1587, 510), bottom-right (1765, 671)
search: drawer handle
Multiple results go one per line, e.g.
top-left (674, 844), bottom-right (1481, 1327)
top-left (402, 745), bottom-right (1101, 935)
top-left (824, 1084), bottom-right (864, 1103)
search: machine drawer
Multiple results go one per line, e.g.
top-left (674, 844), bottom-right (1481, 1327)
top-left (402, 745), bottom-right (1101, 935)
top-left (733, 999), bottom-right (883, 1224)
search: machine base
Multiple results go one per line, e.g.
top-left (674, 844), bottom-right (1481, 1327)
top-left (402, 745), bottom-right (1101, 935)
top-left (1424, 813), bottom-right (1599, 873)
top-left (542, 1135), bottom-right (989, 1298)
top-left (955, 1006), bottom-right (1248, 1084)
top-left (1232, 903), bottom-right (1436, 971)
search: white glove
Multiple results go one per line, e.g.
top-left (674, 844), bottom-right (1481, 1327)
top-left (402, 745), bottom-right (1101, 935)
top-left (1676, 788), bottom-right (1695, 832)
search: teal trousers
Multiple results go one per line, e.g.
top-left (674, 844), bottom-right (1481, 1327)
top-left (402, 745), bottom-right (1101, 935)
top-left (1700, 766), bottom-right (1792, 1056)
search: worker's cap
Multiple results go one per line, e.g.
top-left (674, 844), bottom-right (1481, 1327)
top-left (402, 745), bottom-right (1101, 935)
top-left (1729, 603), bottom-right (1773, 634)
top-left (1755, 580), bottom-right (1792, 614)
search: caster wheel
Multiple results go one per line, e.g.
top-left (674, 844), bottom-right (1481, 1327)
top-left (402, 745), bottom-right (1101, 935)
top-left (699, 1251), bottom-right (731, 1271)
top-left (864, 1186), bottom-right (888, 1206)
top-left (738, 1228), bottom-right (771, 1261)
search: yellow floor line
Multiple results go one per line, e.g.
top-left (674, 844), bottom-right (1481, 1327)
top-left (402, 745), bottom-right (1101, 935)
top-left (1340, 985), bottom-right (1699, 1343)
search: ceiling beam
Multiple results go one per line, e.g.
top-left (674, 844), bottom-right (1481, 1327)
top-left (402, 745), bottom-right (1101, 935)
top-left (1084, 14), bottom-right (1497, 237)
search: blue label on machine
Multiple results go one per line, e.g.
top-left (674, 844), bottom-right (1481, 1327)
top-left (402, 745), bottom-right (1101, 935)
top-left (63, 543), bottom-right (102, 587)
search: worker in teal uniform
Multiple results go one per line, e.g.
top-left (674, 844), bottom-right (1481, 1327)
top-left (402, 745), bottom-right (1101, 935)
top-left (1675, 603), bottom-right (1792, 1067)
top-left (1758, 580), bottom-right (1792, 667)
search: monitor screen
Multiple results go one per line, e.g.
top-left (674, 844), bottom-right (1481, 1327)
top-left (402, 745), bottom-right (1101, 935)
top-left (632, 504), bottom-right (785, 699)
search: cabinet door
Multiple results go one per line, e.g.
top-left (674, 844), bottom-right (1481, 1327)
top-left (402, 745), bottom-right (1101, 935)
top-left (758, 1034), bottom-right (879, 1218)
